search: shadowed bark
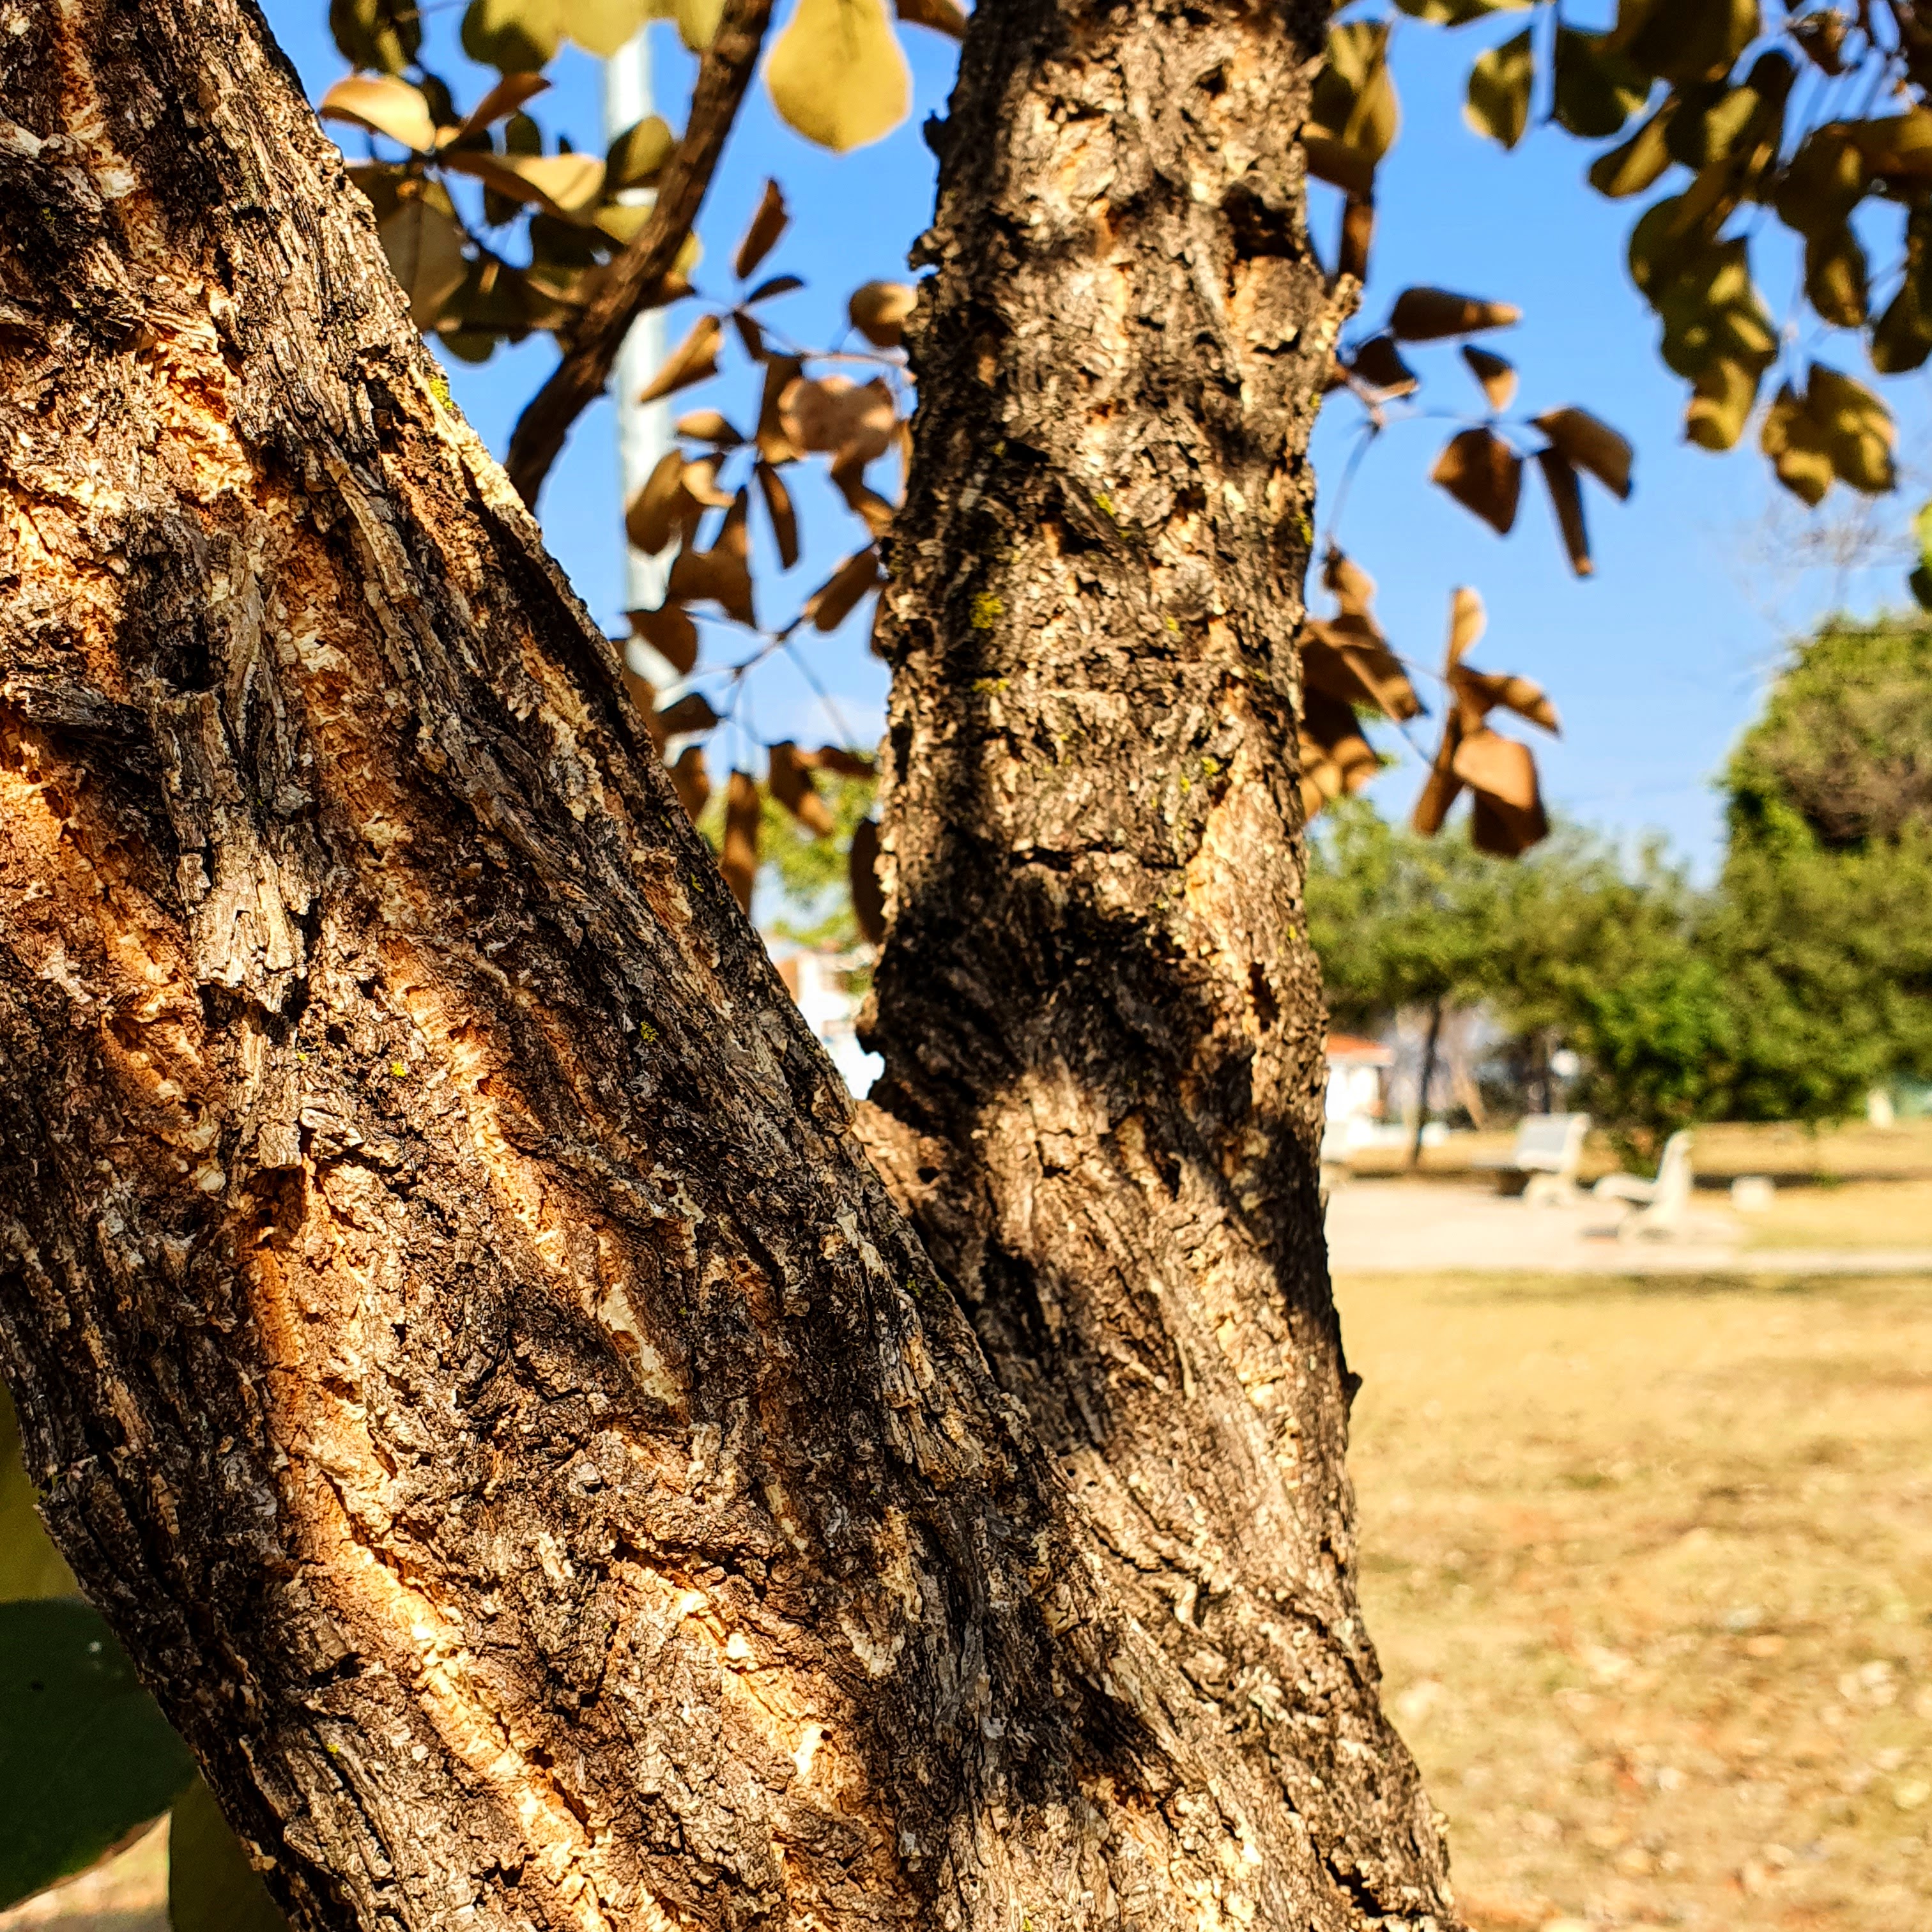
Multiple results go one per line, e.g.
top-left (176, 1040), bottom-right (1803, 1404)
top-left (0, 1), bottom-right (1452, 1928)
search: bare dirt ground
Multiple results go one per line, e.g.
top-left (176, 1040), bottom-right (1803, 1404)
top-left (1340, 1268), bottom-right (1932, 1932)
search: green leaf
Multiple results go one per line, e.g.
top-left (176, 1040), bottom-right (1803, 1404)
top-left (461, 0), bottom-right (565, 73)
top-left (0, 1384), bottom-right (75, 1604)
top-left (1464, 28), bottom-right (1533, 150)
top-left (765, 0), bottom-right (911, 153)
top-left (606, 114), bottom-right (674, 191)
top-left (169, 1776), bottom-right (288, 1932)
top-left (1611, 0), bottom-right (1760, 87)
top-left (1588, 99), bottom-right (1676, 197)
top-left (1683, 355), bottom-right (1758, 452)
top-left (1309, 22), bottom-right (1400, 174)
top-left (0, 1599), bottom-right (195, 1909)
top-left (328, 0), bottom-right (421, 73)
top-left (1910, 564), bottom-right (1932, 611)
top-left (1552, 27), bottom-right (1650, 140)
top-left (1772, 126), bottom-right (1869, 236)
top-left (1802, 222), bottom-right (1867, 330)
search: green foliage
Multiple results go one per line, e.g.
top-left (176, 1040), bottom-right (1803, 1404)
top-left (1309, 618), bottom-right (1932, 1147)
top-left (0, 1600), bottom-right (195, 1909)
top-left (0, 1386), bottom-right (75, 1604)
top-left (169, 1776), bottom-right (287, 1932)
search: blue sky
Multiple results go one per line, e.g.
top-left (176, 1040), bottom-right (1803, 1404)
top-left (262, 1), bottom-right (1930, 873)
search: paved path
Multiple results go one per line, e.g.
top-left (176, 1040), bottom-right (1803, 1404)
top-left (1322, 1179), bottom-right (1932, 1275)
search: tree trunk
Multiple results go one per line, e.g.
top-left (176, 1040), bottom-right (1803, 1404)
top-left (1409, 1004), bottom-right (1445, 1169)
top-left (860, 0), bottom-right (1451, 1915)
top-left (0, 3), bottom-right (1452, 1929)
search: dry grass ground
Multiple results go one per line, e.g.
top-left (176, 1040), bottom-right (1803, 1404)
top-left (1340, 1269), bottom-right (1932, 1932)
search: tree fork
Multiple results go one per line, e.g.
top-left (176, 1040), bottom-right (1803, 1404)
top-left (0, 2), bottom-right (1452, 1930)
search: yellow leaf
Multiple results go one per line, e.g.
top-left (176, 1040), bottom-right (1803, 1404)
top-left (676, 0), bottom-right (725, 49)
top-left (441, 149), bottom-right (606, 218)
top-left (568, 0), bottom-right (654, 56)
top-left (765, 0), bottom-right (912, 153)
top-left (606, 114), bottom-right (674, 191)
top-left (319, 74), bottom-right (437, 152)
top-left (1446, 585), bottom-right (1485, 667)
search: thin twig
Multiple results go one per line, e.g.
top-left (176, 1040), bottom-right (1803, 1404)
top-left (504, 0), bottom-right (774, 507)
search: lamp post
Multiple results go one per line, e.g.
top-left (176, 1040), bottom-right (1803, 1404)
top-left (606, 27), bottom-right (680, 691)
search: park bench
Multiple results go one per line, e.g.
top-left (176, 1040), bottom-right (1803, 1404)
top-left (1477, 1112), bottom-right (1591, 1204)
top-left (1592, 1129), bottom-right (1696, 1239)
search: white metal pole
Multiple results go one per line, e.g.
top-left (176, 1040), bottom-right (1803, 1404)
top-left (606, 29), bottom-right (680, 690)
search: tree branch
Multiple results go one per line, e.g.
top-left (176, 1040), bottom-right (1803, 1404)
top-left (503, 0), bottom-right (774, 508)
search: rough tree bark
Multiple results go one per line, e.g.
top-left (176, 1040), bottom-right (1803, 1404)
top-left (862, 0), bottom-right (1449, 1920)
top-left (0, 3), bottom-right (1453, 1931)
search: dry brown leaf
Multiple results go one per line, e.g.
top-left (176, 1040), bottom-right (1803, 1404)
top-left (1348, 335), bottom-right (1418, 397)
top-left (1389, 286), bottom-right (1522, 342)
top-left (640, 314), bottom-right (724, 404)
top-left (848, 280), bottom-right (917, 349)
top-left (1535, 447), bottom-right (1592, 576)
top-left (1303, 619), bottom-right (1421, 722)
top-left (656, 691), bottom-right (719, 736)
top-left (1432, 428), bottom-right (1522, 535)
top-left (1338, 195), bottom-right (1376, 284)
top-left (746, 273), bottom-right (805, 305)
top-left (1411, 715), bottom-right (1466, 838)
top-left (1299, 691), bottom-right (1381, 809)
top-left (1452, 665), bottom-right (1560, 735)
top-left (831, 453), bottom-right (895, 538)
top-left (681, 457), bottom-right (735, 509)
top-left (732, 309), bottom-right (769, 364)
top-left (1471, 786), bottom-right (1549, 857)
top-left (802, 547), bottom-right (882, 631)
top-left (676, 409), bottom-right (744, 445)
top-left (722, 770), bottom-right (760, 910)
top-left (1533, 406), bottom-right (1634, 499)
top-left (1321, 546), bottom-right (1379, 622)
top-left (670, 744), bottom-right (711, 822)
top-left (1446, 585), bottom-right (1485, 667)
top-left (895, 0), bottom-right (966, 34)
top-left (756, 461), bottom-right (800, 569)
top-left (1451, 725), bottom-right (1540, 811)
top-left (456, 72), bottom-right (550, 140)
top-left (319, 74), bottom-right (437, 151)
top-left (441, 150), bottom-right (606, 218)
top-left (734, 179), bottom-right (788, 282)
top-left (625, 449), bottom-right (695, 556)
top-left (807, 746), bottom-right (876, 777)
top-left (848, 817), bottom-right (886, 944)
top-left (768, 741), bottom-right (836, 836)
top-left (1461, 345), bottom-right (1519, 411)
top-left (629, 601), bottom-right (700, 677)
top-left (756, 355), bottom-right (805, 464)
top-left (666, 489), bottom-right (755, 626)
top-left (779, 374), bottom-right (896, 466)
